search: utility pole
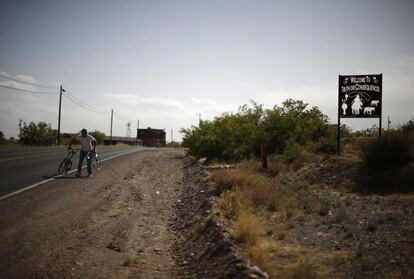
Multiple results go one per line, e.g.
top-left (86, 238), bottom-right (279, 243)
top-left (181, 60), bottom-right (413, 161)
top-left (136, 120), bottom-right (139, 146)
top-left (110, 109), bottom-right (113, 145)
top-left (126, 122), bottom-right (131, 138)
top-left (18, 119), bottom-right (23, 135)
top-left (57, 85), bottom-right (65, 145)
top-left (171, 128), bottom-right (173, 143)
top-left (196, 113), bottom-right (201, 126)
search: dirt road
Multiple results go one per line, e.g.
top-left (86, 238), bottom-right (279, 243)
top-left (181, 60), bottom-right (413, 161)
top-left (0, 149), bottom-right (189, 278)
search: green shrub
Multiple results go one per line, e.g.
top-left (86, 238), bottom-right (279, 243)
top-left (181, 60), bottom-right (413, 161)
top-left (89, 130), bottom-right (105, 144)
top-left (401, 118), bottom-right (414, 133)
top-left (284, 139), bottom-right (304, 164)
top-left (361, 130), bottom-right (412, 171)
top-left (181, 99), bottom-right (333, 162)
top-left (356, 128), bottom-right (414, 193)
top-left (19, 121), bottom-right (57, 145)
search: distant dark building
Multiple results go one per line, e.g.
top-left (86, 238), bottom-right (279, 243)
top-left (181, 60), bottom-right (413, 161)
top-left (103, 136), bottom-right (138, 146)
top-left (138, 128), bottom-right (166, 147)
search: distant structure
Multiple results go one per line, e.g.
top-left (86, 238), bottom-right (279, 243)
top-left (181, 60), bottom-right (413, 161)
top-left (137, 127), bottom-right (166, 147)
top-left (126, 122), bottom-right (131, 138)
top-left (103, 136), bottom-right (138, 146)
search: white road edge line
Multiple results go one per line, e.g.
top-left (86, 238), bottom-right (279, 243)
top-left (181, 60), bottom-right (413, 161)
top-left (0, 149), bottom-right (143, 202)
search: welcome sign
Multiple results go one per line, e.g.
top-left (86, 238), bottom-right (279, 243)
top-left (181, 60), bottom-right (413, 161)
top-left (338, 74), bottom-right (382, 118)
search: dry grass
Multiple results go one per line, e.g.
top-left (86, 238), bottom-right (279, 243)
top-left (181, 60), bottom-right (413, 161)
top-left (211, 159), bottom-right (352, 279)
top-left (245, 237), bottom-right (345, 279)
top-left (290, 150), bottom-right (317, 172)
top-left (115, 143), bottom-right (131, 147)
top-left (267, 159), bottom-right (288, 175)
top-left (218, 190), bottom-right (245, 219)
top-left (212, 167), bottom-right (283, 211)
top-left (235, 211), bottom-right (263, 245)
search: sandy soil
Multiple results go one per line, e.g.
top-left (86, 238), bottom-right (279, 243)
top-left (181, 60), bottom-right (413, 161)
top-left (0, 149), bottom-right (189, 278)
top-left (0, 148), bottom-right (266, 279)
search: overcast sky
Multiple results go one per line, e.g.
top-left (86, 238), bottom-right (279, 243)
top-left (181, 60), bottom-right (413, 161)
top-left (1, 0), bottom-right (413, 141)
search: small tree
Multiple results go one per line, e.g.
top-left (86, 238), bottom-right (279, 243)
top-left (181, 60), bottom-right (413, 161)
top-left (0, 131), bottom-right (4, 141)
top-left (19, 122), bottom-right (57, 145)
top-left (89, 130), bottom-right (105, 144)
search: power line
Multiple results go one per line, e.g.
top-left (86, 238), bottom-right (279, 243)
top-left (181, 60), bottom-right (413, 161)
top-left (63, 92), bottom-right (108, 114)
top-left (63, 93), bottom-right (107, 114)
top-left (0, 84), bottom-right (58, 95)
top-left (64, 91), bottom-right (109, 113)
top-left (113, 111), bottom-right (130, 123)
top-left (1, 76), bottom-right (155, 131)
top-left (0, 74), bottom-right (58, 89)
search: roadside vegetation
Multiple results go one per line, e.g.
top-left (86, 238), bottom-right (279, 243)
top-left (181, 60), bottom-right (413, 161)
top-left (0, 131), bottom-right (20, 147)
top-left (0, 121), bottom-right (107, 146)
top-left (181, 99), bottom-right (349, 162)
top-left (18, 121), bottom-right (57, 145)
top-left (357, 125), bottom-right (414, 193)
top-left (182, 100), bottom-right (413, 277)
top-left (89, 130), bottom-right (105, 144)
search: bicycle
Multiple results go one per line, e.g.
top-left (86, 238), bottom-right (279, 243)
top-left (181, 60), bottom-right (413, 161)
top-left (88, 150), bottom-right (102, 171)
top-left (58, 148), bottom-right (79, 174)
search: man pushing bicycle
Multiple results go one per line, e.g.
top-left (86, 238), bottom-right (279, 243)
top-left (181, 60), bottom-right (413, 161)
top-left (68, 129), bottom-right (97, 178)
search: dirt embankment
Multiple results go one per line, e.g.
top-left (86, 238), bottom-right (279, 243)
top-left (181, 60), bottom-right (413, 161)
top-left (209, 156), bottom-right (414, 279)
top-left (0, 149), bottom-right (264, 279)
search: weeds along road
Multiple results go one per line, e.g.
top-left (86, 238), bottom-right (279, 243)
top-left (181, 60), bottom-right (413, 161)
top-left (0, 145), bottom-right (149, 198)
top-left (0, 148), bottom-right (187, 278)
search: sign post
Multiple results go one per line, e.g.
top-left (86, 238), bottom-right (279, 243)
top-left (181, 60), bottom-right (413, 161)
top-left (337, 74), bottom-right (383, 154)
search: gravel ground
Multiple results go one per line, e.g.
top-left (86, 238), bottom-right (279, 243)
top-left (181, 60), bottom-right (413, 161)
top-left (0, 148), bottom-right (264, 279)
top-left (269, 157), bottom-right (414, 278)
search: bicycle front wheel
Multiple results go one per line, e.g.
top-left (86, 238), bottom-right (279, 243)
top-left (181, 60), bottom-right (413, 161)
top-left (58, 159), bottom-right (68, 174)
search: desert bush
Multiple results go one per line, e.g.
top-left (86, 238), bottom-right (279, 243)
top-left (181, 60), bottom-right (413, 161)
top-left (361, 130), bottom-right (413, 171)
top-left (290, 149), bottom-right (317, 171)
top-left (89, 130), bottom-right (105, 144)
top-left (213, 167), bottom-right (282, 211)
top-left (267, 158), bottom-right (288, 175)
top-left (284, 139), bottom-right (304, 164)
top-left (267, 143), bottom-right (318, 173)
top-left (19, 121), bottom-right (57, 145)
top-left (238, 159), bottom-right (262, 172)
top-left (211, 169), bottom-right (245, 195)
top-left (218, 191), bottom-right (244, 219)
top-left (357, 127), bottom-right (414, 193)
top-left (181, 99), bottom-right (333, 162)
top-left (235, 211), bottom-right (263, 245)
top-left (401, 118), bottom-right (414, 133)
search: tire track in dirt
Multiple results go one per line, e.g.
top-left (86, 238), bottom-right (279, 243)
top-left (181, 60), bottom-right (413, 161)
top-left (0, 149), bottom-right (184, 278)
top-left (0, 149), bottom-right (267, 279)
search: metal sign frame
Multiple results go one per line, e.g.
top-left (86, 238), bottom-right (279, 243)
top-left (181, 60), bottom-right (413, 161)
top-left (337, 74), bottom-right (383, 154)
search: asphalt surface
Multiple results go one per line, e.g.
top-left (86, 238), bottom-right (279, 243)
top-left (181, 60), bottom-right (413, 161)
top-left (0, 145), bottom-right (148, 198)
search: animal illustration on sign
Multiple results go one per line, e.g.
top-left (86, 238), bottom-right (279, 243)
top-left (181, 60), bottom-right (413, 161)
top-left (371, 100), bottom-right (379, 106)
top-left (364, 107), bottom-right (375, 115)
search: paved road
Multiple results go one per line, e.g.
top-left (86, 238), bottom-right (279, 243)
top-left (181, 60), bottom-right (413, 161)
top-left (0, 145), bottom-right (148, 197)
